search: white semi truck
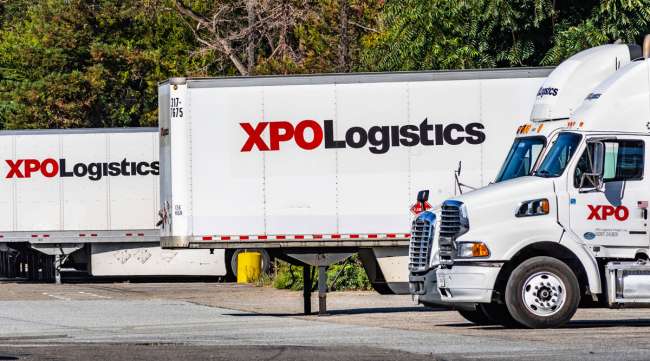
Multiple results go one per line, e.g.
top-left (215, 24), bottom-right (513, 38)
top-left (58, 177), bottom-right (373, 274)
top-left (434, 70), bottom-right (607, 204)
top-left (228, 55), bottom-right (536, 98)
top-left (158, 69), bottom-right (551, 313)
top-left (409, 43), bottom-right (642, 308)
top-left (0, 128), bottom-right (226, 282)
top-left (414, 39), bottom-right (650, 328)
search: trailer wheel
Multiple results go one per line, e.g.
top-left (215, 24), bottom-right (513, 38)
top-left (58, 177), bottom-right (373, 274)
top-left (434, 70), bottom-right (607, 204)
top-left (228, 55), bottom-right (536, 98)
top-left (457, 307), bottom-right (495, 325)
top-left (229, 249), bottom-right (271, 279)
top-left (505, 256), bottom-right (580, 329)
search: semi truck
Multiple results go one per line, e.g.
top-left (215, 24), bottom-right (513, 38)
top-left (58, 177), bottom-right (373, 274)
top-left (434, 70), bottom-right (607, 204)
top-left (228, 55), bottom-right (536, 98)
top-left (409, 43), bottom-right (642, 309)
top-left (0, 128), bottom-right (226, 282)
top-left (413, 37), bottom-right (650, 328)
top-left (157, 69), bottom-right (551, 313)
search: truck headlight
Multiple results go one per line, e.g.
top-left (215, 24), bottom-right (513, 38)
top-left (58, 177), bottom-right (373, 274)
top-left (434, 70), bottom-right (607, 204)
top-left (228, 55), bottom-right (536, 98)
top-left (516, 198), bottom-right (549, 217)
top-left (456, 242), bottom-right (490, 258)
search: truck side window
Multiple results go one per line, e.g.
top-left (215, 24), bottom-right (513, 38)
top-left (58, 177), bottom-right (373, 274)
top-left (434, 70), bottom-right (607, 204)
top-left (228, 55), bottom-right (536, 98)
top-left (574, 143), bottom-right (597, 188)
top-left (603, 140), bottom-right (644, 182)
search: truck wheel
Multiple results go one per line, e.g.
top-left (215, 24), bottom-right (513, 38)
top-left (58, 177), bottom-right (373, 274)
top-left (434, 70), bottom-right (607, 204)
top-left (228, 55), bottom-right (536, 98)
top-left (229, 249), bottom-right (271, 278)
top-left (457, 307), bottom-right (494, 325)
top-left (505, 256), bottom-right (580, 329)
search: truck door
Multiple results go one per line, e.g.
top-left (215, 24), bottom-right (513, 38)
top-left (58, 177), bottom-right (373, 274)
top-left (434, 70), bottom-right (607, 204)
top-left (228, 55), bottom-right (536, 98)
top-left (569, 136), bottom-right (648, 248)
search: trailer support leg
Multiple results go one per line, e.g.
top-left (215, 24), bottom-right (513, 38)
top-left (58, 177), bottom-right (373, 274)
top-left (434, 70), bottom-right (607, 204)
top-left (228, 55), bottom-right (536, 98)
top-left (303, 265), bottom-right (311, 315)
top-left (54, 255), bottom-right (61, 285)
top-left (318, 265), bottom-right (328, 316)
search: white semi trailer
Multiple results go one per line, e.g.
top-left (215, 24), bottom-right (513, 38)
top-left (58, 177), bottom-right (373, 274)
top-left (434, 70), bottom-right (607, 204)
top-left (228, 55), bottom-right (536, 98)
top-left (158, 69), bottom-right (551, 313)
top-left (0, 128), bottom-right (226, 282)
top-left (409, 43), bottom-right (642, 308)
top-left (415, 38), bottom-right (650, 328)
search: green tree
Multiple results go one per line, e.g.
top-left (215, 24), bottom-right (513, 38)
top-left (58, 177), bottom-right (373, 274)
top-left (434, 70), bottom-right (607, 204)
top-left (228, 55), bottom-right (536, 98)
top-left (0, 0), bottom-right (212, 129)
top-left (361, 0), bottom-right (650, 71)
top-left (543, 0), bottom-right (650, 64)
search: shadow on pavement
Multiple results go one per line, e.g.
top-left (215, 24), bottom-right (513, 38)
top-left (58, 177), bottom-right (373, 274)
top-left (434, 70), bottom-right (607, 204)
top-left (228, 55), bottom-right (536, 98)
top-left (444, 318), bottom-right (650, 330)
top-left (225, 306), bottom-right (446, 317)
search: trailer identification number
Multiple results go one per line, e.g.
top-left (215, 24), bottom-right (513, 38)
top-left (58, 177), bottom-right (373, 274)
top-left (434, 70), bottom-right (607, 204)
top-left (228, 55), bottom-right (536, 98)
top-left (170, 97), bottom-right (184, 118)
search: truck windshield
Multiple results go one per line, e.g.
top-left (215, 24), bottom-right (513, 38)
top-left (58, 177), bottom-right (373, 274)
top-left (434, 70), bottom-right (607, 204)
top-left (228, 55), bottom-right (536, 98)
top-left (534, 132), bottom-right (582, 178)
top-left (496, 137), bottom-right (546, 182)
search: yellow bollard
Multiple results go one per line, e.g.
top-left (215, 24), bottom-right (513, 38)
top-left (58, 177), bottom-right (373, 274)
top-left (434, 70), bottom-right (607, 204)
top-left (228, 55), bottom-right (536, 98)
top-left (237, 251), bottom-right (262, 283)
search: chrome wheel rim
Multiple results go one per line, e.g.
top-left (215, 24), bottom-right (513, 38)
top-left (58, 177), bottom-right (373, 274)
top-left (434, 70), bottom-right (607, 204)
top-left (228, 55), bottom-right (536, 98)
top-left (522, 271), bottom-right (566, 317)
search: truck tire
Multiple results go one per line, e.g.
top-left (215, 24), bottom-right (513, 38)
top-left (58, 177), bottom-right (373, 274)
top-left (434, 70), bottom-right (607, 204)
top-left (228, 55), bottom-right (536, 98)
top-left (457, 307), bottom-right (495, 325)
top-left (229, 249), bottom-right (271, 279)
top-left (505, 256), bottom-right (580, 329)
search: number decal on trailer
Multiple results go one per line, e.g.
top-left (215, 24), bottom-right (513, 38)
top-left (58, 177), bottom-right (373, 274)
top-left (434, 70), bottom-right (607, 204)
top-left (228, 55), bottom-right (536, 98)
top-left (170, 97), bottom-right (183, 118)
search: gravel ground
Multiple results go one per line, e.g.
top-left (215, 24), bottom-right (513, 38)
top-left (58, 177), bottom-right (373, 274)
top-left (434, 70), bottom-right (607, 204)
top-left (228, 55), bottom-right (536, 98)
top-left (2, 280), bottom-right (650, 360)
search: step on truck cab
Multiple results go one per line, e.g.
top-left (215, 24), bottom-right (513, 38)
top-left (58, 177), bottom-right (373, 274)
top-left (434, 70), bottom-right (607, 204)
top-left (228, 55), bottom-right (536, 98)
top-left (428, 37), bottom-right (650, 328)
top-left (409, 43), bottom-right (641, 309)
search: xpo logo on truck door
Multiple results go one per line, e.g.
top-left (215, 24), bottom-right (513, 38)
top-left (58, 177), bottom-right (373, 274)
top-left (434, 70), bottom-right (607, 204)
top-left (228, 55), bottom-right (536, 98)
top-left (4, 158), bottom-right (159, 181)
top-left (587, 205), bottom-right (629, 221)
top-left (240, 119), bottom-right (486, 154)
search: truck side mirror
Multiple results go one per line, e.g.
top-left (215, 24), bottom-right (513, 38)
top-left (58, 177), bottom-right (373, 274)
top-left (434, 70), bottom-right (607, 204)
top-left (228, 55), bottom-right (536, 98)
top-left (417, 190), bottom-right (429, 204)
top-left (579, 141), bottom-right (605, 192)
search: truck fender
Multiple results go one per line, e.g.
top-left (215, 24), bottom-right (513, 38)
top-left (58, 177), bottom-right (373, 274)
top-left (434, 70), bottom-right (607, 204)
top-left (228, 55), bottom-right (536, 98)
top-left (558, 232), bottom-right (601, 294)
top-left (500, 233), bottom-right (601, 295)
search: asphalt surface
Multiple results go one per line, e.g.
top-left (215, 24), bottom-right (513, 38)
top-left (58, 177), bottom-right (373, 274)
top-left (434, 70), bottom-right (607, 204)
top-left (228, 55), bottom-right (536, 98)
top-left (2, 280), bottom-right (650, 360)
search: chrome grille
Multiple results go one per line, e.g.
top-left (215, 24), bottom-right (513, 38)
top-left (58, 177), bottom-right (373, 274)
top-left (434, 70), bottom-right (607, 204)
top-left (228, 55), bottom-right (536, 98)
top-left (439, 202), bottom-right (467, 266)
top-left (409, 212), bottom-right (435, 272)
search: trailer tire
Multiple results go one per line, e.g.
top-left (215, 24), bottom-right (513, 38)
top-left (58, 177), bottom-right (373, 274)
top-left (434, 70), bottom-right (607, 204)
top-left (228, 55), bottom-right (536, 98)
top-left (457, 307), bottom-right (495, 325)
top-left (505, 256), bottom-right (580, 329)
top-left (229, 249), bottom-right (271, 279)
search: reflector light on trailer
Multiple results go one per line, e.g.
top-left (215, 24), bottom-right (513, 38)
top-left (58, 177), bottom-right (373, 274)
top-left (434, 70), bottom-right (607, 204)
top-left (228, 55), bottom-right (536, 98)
top-left (126, 233), bottom-right (133, 236)
top-left (202, 236), bottom-right (212, 241)
top-left (137, 233), bottom-right (144, 237)
top-left (91, 234), bottom-right (97, 237)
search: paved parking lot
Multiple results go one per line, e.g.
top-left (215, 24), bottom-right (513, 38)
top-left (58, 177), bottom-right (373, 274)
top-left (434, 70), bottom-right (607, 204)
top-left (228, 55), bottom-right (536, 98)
top-left (2, 280), bottom-right (650, 360)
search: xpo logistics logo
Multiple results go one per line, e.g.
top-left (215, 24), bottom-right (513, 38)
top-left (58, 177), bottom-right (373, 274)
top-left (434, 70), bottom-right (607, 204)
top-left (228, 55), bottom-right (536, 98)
top-left (587, 205), bottom-right (629, 221)
top-left (4, 158), bottom-right (159, 181)
top-left (240, 119), bottom-right (486, 154)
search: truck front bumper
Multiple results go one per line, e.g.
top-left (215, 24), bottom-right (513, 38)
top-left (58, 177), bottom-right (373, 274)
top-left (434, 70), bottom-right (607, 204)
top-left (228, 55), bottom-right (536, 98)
top-left (409, 268), bottom-right (443, 307)
top-left (436, 264), bottom-right (502, 304)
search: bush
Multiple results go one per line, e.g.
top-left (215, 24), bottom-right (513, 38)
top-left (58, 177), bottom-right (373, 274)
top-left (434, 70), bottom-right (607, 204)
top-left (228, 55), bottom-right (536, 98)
top-left (272, 255), bottom-right (372, 291)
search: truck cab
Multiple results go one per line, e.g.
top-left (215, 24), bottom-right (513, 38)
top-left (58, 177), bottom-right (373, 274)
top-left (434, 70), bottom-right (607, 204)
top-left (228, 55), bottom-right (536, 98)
top-left (432, 41), bottom-right (650, 328)
top-left (409, 43), bottom-right (641, 309)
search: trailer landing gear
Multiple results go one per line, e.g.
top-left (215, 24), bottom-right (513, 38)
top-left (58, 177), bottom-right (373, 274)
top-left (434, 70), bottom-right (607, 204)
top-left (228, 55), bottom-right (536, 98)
top-left (288, 252), bottom-right (353, 316)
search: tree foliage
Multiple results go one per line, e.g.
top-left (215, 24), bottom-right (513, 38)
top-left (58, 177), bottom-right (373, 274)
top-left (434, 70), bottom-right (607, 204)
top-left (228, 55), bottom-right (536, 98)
top-left (1, 1), bottom-right (650, 129)
top-left (362, 0), bottom-right (650, 71)
top-left (0, 0), bottom-right (212, 129)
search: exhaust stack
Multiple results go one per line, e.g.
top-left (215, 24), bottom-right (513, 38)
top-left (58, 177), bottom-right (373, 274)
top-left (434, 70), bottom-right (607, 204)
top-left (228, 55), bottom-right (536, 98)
top-left (643, 34), bottom-right (650, 59)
